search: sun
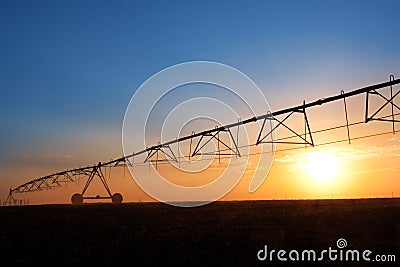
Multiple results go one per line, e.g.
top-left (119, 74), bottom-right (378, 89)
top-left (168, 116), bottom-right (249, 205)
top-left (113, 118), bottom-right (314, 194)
top-left (304, 151), bottom-right (340, 182)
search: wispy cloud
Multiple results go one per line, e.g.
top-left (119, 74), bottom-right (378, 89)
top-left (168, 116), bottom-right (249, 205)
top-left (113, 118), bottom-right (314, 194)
top-left (389, 136), bottom-right (400, 142)
top-left (273, 143), bottom-right (400, 173)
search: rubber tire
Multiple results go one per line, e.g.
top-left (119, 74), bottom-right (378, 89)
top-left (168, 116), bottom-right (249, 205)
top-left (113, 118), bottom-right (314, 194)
top-left (112, 193), bottom-right (123, 204)
top-left (71, 193), bottom-right (83, 204)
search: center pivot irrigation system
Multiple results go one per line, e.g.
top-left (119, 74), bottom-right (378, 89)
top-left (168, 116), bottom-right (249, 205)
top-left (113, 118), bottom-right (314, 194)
top-left (3, 76), bottom-right (400, 206)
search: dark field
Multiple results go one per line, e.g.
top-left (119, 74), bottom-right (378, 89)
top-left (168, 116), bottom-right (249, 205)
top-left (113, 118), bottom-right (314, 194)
top-left (1, 199), bottom-right (399, 266)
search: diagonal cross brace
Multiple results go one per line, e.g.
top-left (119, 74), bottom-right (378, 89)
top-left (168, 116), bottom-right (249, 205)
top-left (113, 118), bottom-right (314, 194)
top-left (365, 78), bottom-right (400, 124)
top-left (144, 144), bottom-right (178, 163)
top-left (191, 128), bottom-right (241, 157)
top-left (256, 105), bottom-right (314, 147)
top-left (81, 163), bottom-right (113, 198)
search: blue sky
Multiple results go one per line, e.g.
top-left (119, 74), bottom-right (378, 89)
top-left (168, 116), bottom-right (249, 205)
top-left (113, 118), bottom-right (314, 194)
top-left (1, 0), bottom-right (400, 190)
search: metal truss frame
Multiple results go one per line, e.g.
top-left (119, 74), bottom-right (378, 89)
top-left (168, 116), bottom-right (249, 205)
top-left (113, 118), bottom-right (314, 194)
top-left (80, 162), bottom-right (113, 200)
top-left (256, 103), bottom-right (314, 147)
top-left (144, 144), bottom-right (178, 163)
top-left (190, 127), bottom-right (241, 157)
top-left (5, 76), bottom-right (400, 205)
top-left (365, 75), bottom-right (400, 133)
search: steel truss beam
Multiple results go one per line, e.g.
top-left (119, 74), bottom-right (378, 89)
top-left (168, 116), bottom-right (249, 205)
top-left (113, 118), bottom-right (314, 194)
top-left (144, 144), bottom-right (178, 163)
top-left (13, 167), bottom-right (93, 194)
top-left (70, 162), bottom-right (123, 204)
top-left (365, 75), bottom-right (400, 130)
top-left (5, 76), bottom-right (400, 205)
top-left (3, 189), bottom-right (28, 206)
top-left (119, 76), bottom-right (400, 163)
top-left (190, 127), bottom-right (240, 157)
top-left (80, 162), bottom-right (112, 198)
top-left (256, 102), bottom-right (314, 146)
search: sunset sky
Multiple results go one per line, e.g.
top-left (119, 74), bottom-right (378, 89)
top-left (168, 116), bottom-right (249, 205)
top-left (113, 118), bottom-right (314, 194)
top-left (1, 0), bottom-right (400, 204)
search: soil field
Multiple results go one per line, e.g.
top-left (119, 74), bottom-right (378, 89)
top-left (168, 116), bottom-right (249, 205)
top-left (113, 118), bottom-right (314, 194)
top-left (1, 199), bottom-right (399, 266)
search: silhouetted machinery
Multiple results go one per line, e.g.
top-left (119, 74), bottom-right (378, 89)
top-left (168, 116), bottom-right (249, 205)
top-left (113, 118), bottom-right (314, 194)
top-left (3, 76), bottom-right (400, 206)
top-left (4, 161), bottom-right (123, 205)
top-left (70, 162), bottom-right (123, 204)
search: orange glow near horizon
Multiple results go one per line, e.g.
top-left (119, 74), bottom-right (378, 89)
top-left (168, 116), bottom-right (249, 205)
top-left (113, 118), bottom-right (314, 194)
top-left (2, 99), bottom-right (400, 204)
top-left (2, 137), bottom-right (400, 205)
top-left (2, 134), bottom-right (400, 205)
